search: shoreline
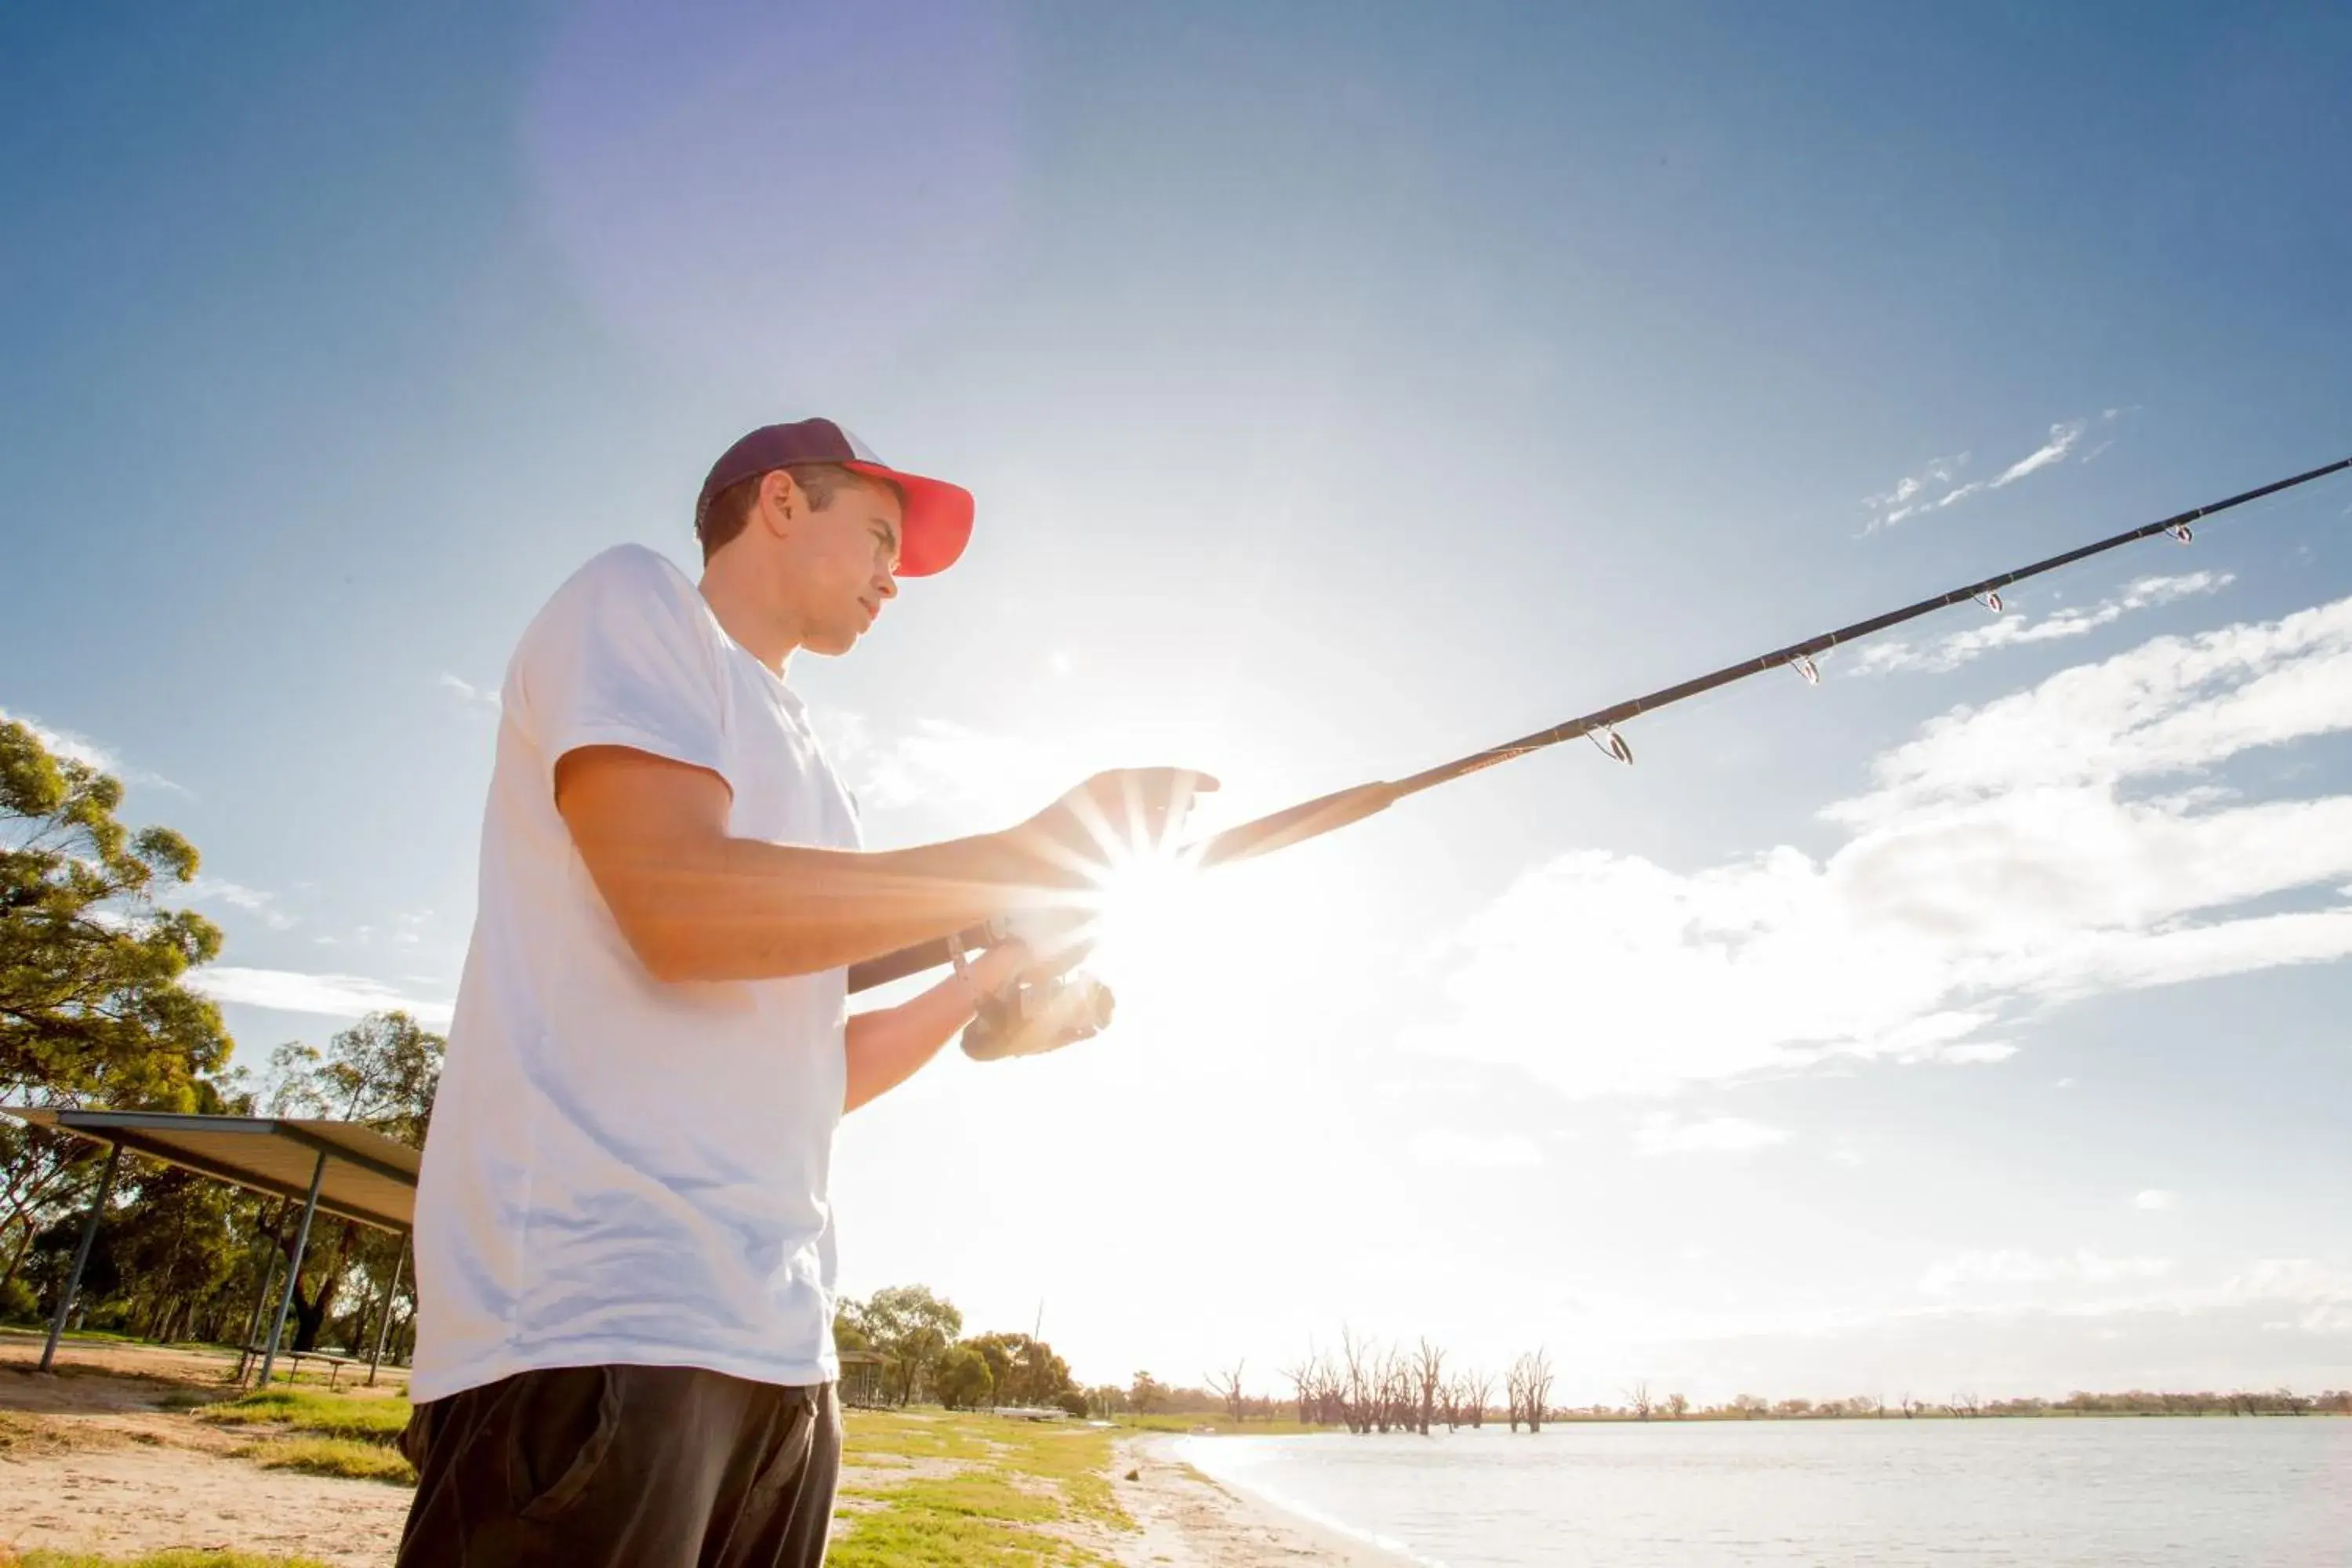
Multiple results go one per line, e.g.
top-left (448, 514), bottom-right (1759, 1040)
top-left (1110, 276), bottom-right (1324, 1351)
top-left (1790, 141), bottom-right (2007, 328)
top-left (1112, 1431), bottom-right (1410, 1567)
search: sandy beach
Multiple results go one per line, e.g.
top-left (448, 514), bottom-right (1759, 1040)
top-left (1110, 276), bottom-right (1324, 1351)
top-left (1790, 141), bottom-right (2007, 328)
top-left (1111, 1433), bottom-right (1403, 1567)
top-left (2, 1336), bottom-right (1392, 1566)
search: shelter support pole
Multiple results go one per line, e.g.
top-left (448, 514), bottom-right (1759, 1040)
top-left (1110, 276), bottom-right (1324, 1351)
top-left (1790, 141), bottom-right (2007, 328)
top-left (236, 1240), bottom-right (281, 1385)
top-left (367, 1236), bottom-right (407, 1386)
top-left (39, 1141), bottom-right (123, 1373)
top-left (258, 1149), bottom-right (328, 1389)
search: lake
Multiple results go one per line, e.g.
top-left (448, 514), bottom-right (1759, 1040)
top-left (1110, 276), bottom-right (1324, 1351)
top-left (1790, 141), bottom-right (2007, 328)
top-left (1174, 1418), bottom-right (2352, 1566)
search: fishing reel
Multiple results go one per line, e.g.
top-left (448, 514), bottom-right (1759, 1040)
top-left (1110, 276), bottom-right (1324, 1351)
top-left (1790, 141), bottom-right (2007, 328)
top-left (953, 914), bottom-right (1116, 1062)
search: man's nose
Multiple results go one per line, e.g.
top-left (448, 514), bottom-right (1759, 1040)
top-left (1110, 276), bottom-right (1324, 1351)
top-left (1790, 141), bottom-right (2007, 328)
top-left (874, 570), bottom-right (899, 601)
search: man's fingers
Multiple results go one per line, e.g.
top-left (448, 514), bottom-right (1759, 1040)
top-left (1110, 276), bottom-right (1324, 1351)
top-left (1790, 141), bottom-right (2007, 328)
top-left (1101, 767), bottom-right (1220, 841)
top-left (1028, 938), bottom-right (1093, 983)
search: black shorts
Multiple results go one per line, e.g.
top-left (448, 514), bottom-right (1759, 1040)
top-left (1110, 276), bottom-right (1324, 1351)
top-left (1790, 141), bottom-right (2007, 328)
top-left (397, 1364), bottom-right (840, 1568)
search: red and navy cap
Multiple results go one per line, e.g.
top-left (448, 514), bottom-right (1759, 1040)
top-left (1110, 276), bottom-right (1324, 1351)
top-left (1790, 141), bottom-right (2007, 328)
top-left (695, 418), bottom-right (975, 577)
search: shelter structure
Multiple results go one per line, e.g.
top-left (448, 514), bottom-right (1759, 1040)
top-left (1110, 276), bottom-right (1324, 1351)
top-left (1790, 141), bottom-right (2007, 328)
top-left (4, 1107), bottom-right (418, 1388)
top-left (838, 1348), bottom-right (886, 1409)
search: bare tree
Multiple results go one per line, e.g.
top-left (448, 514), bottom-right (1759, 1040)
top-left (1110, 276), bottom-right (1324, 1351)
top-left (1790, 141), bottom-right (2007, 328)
top-left (1289, 1354), bottom-right (1327, 1429)
top-left (1897, 1392), bottom-right (1919, 1419)
top-left (1207, 1360), bottom-right (1247, 1425)
top-left (1507, 1349), bottom-right (1554, 1433)
top-left (1465, 1367), bottom-right (1494, 1429)
top-left (1313, 1350), bottom-right (1345, 1428)
top-left (1664, 1392), bottom-right (1690, 1419)
top-left (1413, 1338), bottom-right (1446, 1436)
top-left (1375, 1346), bottom-right (1411, 1434)
top-left (1340, 1327), bottom-right (1375, 1435)
top-left (1625, 1381), bottom-right (1653, 1421)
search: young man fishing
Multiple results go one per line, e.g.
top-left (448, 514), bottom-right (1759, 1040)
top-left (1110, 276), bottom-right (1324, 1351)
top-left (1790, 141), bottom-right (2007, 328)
top-left (398, 418), bottom-right (1211, 1566)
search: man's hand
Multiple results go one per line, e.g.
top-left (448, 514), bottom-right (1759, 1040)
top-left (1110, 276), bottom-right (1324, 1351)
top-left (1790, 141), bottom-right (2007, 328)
top-left (964, 923), bottom-right (1092, 996)
top-left (1007, 768), bottom-right (1220, 887)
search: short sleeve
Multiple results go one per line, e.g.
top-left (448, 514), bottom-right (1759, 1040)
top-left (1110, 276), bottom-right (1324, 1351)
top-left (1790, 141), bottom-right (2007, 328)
top-left (509, 546), bottom-right (730, 797)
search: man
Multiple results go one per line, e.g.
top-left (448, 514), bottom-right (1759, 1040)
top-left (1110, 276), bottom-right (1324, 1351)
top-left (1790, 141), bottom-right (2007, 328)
top-left (398, 418), bottom-right (1210, 1566)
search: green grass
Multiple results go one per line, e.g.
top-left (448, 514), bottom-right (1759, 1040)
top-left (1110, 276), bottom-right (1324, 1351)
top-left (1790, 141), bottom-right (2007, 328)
top-left (9, 1555), bottom-right (332, 1568)
top-left (238, 1435), bottom-right (416, 1484)
top-left (829, 1409), bottom-right (1134, 1567)
top-left (1113, 1411), bottom-right (1323, 1436)
top-left (200, 1388), bottom-right (411, 1446)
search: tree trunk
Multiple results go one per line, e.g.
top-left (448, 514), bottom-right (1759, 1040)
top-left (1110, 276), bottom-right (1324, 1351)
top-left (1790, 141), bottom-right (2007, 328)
top-left (286, 1220), bottom-right (358, 1352)
top-left (0, 1219), bottom-right (36, 1296)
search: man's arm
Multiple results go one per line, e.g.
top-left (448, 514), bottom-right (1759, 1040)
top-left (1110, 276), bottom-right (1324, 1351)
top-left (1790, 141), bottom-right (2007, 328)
top-left (555, 746), bottom-right (1210, 984)
top-left (844, 942), bottom-right (1040, 1112)
top-left (846, 924), bottom-right (1094, 1111)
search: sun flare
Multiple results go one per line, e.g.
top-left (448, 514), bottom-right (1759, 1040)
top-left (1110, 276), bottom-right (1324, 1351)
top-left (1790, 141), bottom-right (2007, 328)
top-left (1079, 840), bottom-right (1219, 999)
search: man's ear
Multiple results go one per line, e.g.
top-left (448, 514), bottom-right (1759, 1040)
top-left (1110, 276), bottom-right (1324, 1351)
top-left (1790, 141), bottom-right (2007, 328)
top-left (757, 470), bottom-right (799, 537)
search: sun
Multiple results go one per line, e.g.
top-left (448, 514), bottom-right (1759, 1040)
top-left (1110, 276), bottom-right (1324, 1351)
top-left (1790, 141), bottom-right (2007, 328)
top-left (1078, 838), bottom-right (1218, 1000)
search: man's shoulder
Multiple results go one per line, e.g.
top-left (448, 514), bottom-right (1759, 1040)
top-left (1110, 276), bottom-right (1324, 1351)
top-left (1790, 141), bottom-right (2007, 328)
top-left (561, 543), bottom-right (695, 602)
top-left (528, 545), bottom-right (703, 637)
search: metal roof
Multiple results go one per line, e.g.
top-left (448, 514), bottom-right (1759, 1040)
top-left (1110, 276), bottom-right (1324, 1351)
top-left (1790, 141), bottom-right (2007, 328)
top-left (4, 1107), bottom-right (417, 1233)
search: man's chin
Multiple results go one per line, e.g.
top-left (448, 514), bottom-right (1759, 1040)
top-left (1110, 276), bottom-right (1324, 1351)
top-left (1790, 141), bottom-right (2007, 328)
top-left (808, 626), bottom-right (863, 658)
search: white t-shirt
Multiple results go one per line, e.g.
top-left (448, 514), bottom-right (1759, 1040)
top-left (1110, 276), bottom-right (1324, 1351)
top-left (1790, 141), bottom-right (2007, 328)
top-left (410, 545), bottom-right (862, 1404)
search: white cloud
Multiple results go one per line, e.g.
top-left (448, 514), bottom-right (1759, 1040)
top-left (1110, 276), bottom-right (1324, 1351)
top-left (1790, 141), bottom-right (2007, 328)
top-left (1862, 453), bottom-right (1969, 531)
top-left (438, 672), bottom-right (501, 710)
top-left (1992, 419), bottom-right (2087, 487)
top-left (186, 877), bottom-right (296, 931)
top-left (0, 708), bottom-right (185, 794)
top-left (1863, 413), bottom-right (2115, 531)
top-left (1851, 572), bottom-right (2233, 677)
top-left (187, 966), bottom-right (453, 1027)
top-left (1933, 1041), bottom-right (2017, 1065)
top-left (1409, 1128), bottom-right (1547, 1169)
top-left (811, 709), bottom-right (1102, 822)
top-left (2216, 1260), bottom-right (2352, 1334)
top-left (1634, 1114), bottom-right (1789, 1156)
top-left (1408, 596), bottom-right (2352, 1098)
top-left (2134, 1189), bottom-right (2178, 1211)
top-left (1919, 1249), bottom-right (2175, 1297)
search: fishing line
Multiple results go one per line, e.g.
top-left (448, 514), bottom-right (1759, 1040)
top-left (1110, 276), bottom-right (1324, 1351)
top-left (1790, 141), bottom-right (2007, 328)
top-left (854, 454), bottom-right (2350, 999)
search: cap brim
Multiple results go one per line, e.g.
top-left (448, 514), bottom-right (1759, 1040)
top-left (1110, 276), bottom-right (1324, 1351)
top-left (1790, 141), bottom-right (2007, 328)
top-left (843, 461), bottom-right (974, 577)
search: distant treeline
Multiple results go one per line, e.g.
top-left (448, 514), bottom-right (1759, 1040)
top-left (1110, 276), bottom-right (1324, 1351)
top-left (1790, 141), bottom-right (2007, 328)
top-left (1120, 1323), bottom-right (2352, 1431)
top-left (1119, 1375), bottom-right (2352, 1428)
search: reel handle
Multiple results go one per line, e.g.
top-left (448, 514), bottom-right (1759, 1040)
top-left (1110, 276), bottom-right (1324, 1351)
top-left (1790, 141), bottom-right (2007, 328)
top-left (960, 972), bottom-right (1116, 1062)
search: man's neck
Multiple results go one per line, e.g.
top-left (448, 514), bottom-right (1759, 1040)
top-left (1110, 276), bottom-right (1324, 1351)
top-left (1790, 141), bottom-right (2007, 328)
top-left (697, 559), bottom-right (800, 677)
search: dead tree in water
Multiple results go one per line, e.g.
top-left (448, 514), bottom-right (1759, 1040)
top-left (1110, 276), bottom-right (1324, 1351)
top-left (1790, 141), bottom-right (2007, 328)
top-left (1374, 1346), bottom-right (1411, 1433)
top-left (1340, 1328), bottom-right (1376, 1434)
top-left (1413, 1338), bottom-right (1446, 1436)
top-left (1464, 1368), bottom-right (1494, 1428)
top-left (1282, 1354), bottom-right (1315, 1425)
top-left (1287, 1345), bottom-right (1351, 1428)
top-left (1207, 1361), bottom-right (1247, 1424)
top-left (1506, 1349), bottom-right (1555, 1432)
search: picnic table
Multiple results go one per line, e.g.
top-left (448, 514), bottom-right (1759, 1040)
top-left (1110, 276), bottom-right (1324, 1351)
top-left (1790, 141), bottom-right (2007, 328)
top-left (237, 1343), bottom-right (361, 1389)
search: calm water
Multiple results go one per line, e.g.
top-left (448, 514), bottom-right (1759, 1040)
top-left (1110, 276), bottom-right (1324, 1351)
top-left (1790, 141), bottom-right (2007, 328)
top-left (1174, 1420), bottom-right (2352, 1566)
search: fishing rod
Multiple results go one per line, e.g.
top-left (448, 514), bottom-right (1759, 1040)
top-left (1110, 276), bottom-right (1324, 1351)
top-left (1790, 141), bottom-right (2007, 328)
top-left (857, 453), bottom-right (2351, 1007)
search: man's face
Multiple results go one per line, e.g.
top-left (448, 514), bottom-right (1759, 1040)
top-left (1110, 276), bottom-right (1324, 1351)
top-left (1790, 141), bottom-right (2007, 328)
top-left (775, 472), bottom-right (902, 656)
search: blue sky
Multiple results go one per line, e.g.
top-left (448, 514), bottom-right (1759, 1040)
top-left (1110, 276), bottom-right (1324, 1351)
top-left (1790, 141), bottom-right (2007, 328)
top-left (5, 2), bottom-right (2351, 1402)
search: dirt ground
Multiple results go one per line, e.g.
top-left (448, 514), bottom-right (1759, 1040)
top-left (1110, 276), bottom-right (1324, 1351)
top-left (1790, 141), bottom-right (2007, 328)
top-left (0, 1336), bottom-right (412, 1566)
top-left (3, 1337), bottom-right (1391, 1567)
